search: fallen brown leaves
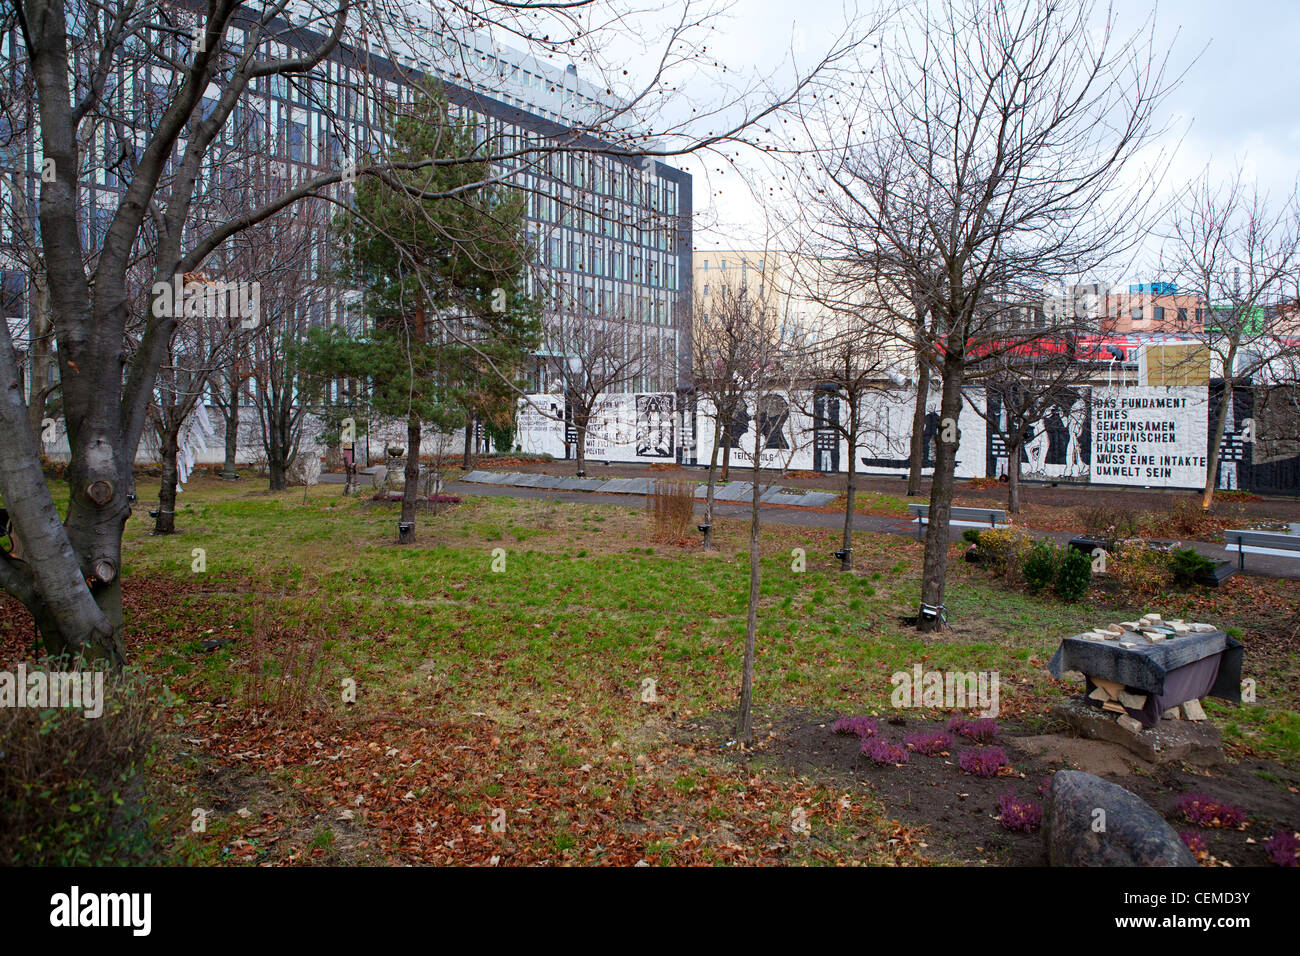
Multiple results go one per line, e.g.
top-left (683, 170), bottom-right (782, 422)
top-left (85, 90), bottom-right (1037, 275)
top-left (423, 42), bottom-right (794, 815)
top-left (176, 701), bottom-right (914, 867)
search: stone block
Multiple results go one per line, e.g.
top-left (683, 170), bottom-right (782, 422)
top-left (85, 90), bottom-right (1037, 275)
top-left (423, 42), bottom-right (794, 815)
top-left (1050, 698), bottom-right (1223, 767)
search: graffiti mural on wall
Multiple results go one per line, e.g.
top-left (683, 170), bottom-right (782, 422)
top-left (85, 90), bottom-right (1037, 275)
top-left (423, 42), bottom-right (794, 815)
top-left (985, 387), bottom-right (1091, 482)
top-left (514, 384), bottom-right (1297, 493)
top-left (635, 394), bottom-right (675, 458)
top-left (1213, 383), bottom-right (1300, 494)
top-left (856, 389), bottom-right (986, 477)
top-left (812, 392), bottom-right (841, 473)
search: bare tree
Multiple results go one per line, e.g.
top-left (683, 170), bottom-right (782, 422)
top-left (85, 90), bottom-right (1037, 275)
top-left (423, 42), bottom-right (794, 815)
top-left (541, 300), bottom-right (657, 477)
top-left (149, 274), bottom-right (254, 532)
top-left (789, 323), bottom-right (891, 569)
top-left (966, 297), bottom-right (1099, 513)
top-left (733, 287), bottom-right (796, 746)
top-left (690, 280), bottom-right (763, 550)
top-left (793, 0), bottom-right (1174, 631)
top-left (1160, 168), bottom-right (1300, 509)
top-left (0, 172), bottom-right (55, 442)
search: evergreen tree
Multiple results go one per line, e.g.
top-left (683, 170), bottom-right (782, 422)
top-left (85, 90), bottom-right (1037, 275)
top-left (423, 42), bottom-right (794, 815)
top-left (320, 78), bottom-right (540, 541)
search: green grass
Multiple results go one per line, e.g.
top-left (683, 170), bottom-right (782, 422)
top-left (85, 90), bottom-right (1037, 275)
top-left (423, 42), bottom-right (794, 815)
top-left (113, 477), bottom-right (1298, 759)
top-left (8, 473), bottom-right (1289, 865)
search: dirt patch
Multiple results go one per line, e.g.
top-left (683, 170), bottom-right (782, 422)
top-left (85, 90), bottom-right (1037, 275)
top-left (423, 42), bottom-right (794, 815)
top-left (759, 712), bottom-right (1300, 866)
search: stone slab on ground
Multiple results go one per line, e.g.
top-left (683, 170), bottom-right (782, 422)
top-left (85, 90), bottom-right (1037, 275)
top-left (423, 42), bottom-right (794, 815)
top-left (287, 454), bottom-right (322, 486)
top-left (793, 491), bottom-right (838, 507)
top-left (511, 473), bottom-right (553, 488)
top-left (459, 470), bottom-right (494, 483)
top-left (620, 477), bottom-right (653, 495)
top-left (1050, 697), bottom-right (1223, 767)
top-left (468, 471), bottom-right (517, 485)
top-left (556, 477), bottom-right (609, 491)
top-left (595, 478), bottom-right (638, 494)
top-left (529, 475), bottom-right (566, 490)
top-left (760, 486), bottom-right (808, 504)
top-left (1043, 770), bottom-right (1196, 866)
top-left (713, 481), bottom-right (756, 501)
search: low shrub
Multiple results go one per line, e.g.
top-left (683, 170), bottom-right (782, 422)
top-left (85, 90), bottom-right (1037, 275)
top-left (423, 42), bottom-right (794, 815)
top-left (1165, 497), bottom-right (1221, 538)
top-left (973, 527), bottom-right (1035, 581)
top-left (832, 715), bottom-right (878, 739)
top-left (1180, 830), bottom-right (1208, 858)
top-left (1170, 547), bottom-right (1216, 587)
top-left (948, 716), bottom-right (999, 742)
top-left (1053, 546), bottom-right (1093, 601)
top-left (648, 479), bottom-right (695, 543)
top-left (961, 528), bottom-right (983, 546)
top-left (959, 746), bottom-right (1008, 777)
top-left (1215, 489), bottom-right (1261, 503)
top-left (1176, 793), bottom-right (1247, 829)
top-left (1111, 542), bottom-right (1174, 597)
top-left (1078, 504), bottom-right (1142, 544)
top-left (904, 730), bottom-right (952, 756)
top-left (861, 737), bottom-right (909, 766)
top-left (997, 790), bottom-right (1043, 832)
top-left (1265, 829), bottom-right (1299, 867)
top-left (1022, 542), bottom-right (1058, 593)
top-left (0, 664), bottom-right (164, 865)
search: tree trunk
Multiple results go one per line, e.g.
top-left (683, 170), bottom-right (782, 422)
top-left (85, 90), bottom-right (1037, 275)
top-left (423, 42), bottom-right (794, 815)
top-left (26, 341), bottom-right (54, 446)
top-left (919, 352), bottom-right (965, 633)
top-left (842, 412), bottom-right (857, 571)
top-left (907, 351), bottom-right (932, 496)
top-left (1201, 370), bottom-right (1236, 511)
top-left (9, 175), bottom-right (54, 445)
top-left (1006, 438), bottom-right (1022, 515)
top-left (399, 415), bottom-right (421, 544)
top-left (702, 417), bottom-right (722, 550)
top-left (575, 418), bottom-right (588, 476)
top-left (463, 417), bottom-right (474, 470)
top-left (221, 373), bottom-right (240, 477)
top-left (736, 404), bottom-right (763, 745)
top-left (721, 441), bottom-right (731, 482)
top-left (0, 369), bottom-right (126, 665)
top-left (154, 428), bottom-right (180, 535)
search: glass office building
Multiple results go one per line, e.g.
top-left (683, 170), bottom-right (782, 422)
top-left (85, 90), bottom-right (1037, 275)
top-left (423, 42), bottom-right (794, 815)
top-left (0, 4), bottom-right (693, 411)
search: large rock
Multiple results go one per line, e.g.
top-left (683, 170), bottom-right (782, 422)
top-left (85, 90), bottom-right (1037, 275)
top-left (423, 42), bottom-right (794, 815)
top-left (286, 453), bottom-right (322, 486)
top-left (1043, 770), bottom-right (1196, 867)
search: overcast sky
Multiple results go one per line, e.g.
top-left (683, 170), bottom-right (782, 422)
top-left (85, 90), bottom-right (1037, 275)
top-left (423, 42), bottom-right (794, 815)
top-left (655, 0), bottom-right (1300, 274)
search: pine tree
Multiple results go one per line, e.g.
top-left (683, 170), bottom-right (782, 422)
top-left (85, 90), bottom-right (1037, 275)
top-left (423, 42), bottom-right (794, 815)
top-left (320, 78), bottom-right (540, 541)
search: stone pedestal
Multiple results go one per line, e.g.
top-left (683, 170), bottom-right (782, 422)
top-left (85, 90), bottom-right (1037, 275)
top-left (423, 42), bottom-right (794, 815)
top-left (1050, 698), bottom-right (1224, 767)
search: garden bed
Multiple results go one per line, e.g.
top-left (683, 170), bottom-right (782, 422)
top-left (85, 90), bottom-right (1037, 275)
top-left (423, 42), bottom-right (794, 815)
top-left (765, 712), bottom-right (1300, 866)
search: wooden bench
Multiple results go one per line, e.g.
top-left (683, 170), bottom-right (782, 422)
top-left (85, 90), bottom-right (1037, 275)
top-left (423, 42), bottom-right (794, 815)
top-left (908, 504), bottom-right (1007, 541)
top-left (1223, 529), bottom-right (1300, 571)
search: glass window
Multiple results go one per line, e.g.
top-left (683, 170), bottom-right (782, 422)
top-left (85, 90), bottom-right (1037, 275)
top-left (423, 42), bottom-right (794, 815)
top-left (288, 122), bottom-right (307, 163)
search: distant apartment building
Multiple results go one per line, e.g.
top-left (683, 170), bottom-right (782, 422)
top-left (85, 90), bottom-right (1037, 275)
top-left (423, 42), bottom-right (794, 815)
top-left (1046, 282), bottom-right (1207, 335)
top-left (1103, 283), bottom-right (1209, 335)
top-left (691, 250), bottom-right (914, 374)
top-left (693, 250), bottom-right (815, 343)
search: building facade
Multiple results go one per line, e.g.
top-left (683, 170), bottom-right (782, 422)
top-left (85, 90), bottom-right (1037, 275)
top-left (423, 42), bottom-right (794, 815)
top-left (0, 4), bottom-right (693, 450)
